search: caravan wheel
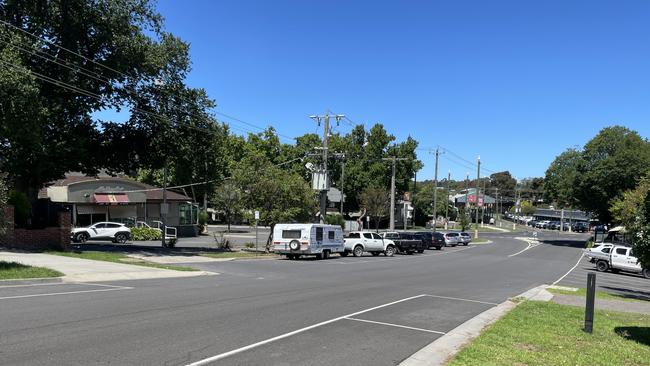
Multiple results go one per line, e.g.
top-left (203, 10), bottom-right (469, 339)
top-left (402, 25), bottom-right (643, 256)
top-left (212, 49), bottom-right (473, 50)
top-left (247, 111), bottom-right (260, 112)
top-left (289, 240), bottom-right (301, 251)
top-left (322, 250), bottom-right (330, 259)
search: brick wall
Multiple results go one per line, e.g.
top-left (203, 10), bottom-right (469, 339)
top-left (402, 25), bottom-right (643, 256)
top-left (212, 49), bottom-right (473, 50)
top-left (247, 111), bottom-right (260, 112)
top-left (0, 205), bottom-right (71, 251)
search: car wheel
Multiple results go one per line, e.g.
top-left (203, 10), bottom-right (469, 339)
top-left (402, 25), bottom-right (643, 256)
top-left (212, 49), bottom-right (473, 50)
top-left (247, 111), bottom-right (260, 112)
top-left (353, 245), bottom-right (364, 257)
top-left (596, 260), bottom-right (609, 272)
top-left (340, 251), bottom-right (348, 257)
top-left (384, 246), bottom-right (395, 257)
top-left (371, 252), bottom-right (380, 256)
top-left (643, 269), bottom-right (650, 279)
top-left (115, 233), bottom-right (128, 244)
top-left (76, 233), bottom-right (88, 244)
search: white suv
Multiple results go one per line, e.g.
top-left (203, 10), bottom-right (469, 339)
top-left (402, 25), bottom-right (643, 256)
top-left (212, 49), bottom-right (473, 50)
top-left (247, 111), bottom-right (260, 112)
top-left (71, 222), bottom-right (132, 244)
top-left (343, 231), bottom-right (396, 257)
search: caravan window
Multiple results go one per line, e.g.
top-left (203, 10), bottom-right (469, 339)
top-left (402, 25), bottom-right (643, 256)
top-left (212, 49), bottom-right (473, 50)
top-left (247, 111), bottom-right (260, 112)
top-left (328, 231), bottom-right (335, 240)
top-left (282, 230), bottom-right (302, 239)
top-left (316, 227), bottom-right (323, 241)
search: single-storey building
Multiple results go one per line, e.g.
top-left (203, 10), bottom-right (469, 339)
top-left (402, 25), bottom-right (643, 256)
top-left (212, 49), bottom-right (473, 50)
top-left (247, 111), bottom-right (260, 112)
top-left (533, 208), bottom-right (590, 223)
top-left (38, 173), bottom-right (200, 236)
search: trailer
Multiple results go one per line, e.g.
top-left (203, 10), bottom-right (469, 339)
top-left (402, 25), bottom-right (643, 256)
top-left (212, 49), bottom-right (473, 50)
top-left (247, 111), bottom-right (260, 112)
top-left (272, 223), bottom-right (344, 259)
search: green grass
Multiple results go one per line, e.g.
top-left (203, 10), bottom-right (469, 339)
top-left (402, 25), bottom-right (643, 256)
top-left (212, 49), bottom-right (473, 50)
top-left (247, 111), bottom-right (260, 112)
top-left (548, 287), bottom-right (649, 303)
top-left (48, 251), bottom-right (198, 272)
top-left (471, 237), bottom-right (490, 244)
top-left (0, 261), bottom-right (63, 280)
top-left (448, 301), bottom-right (650, 366)
top-left (200, 251), bottom-right (277, 259)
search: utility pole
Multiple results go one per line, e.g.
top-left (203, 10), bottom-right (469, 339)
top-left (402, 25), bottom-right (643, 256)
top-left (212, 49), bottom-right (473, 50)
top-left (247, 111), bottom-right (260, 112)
top-left (494, 188), bottom-right (499, 226)
top-left (340, 160), bottom-right (345, 215)
top-left (432, 147), bottom-right (440, 233)
top-left (480, 179), bottom-right (486, 227)
top-left (474, 156), bottom-right (481, 239)
top-left (513, 179), bottom-right (518, 231)
top-left (413, 170), bottom-right (417, 229)
top-left (310, 113), bottom-right (344, 223)
top-left (445, 171), bottom-right (450, 230)
top-left (383, 156), bottom-right (408, 231)
top-left (465, 173), bottom-right (469, 230)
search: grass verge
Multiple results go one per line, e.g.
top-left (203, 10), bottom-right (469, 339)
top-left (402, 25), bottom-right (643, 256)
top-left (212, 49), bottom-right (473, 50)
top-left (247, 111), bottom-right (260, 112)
top-left (548, 287), bottom-right (649, 303)
top-left (0, 261), bottom-right (63, 280)
top-left (48, 251), bottom-right (198, 272)
top-left (201, 251), bottom-right (277, 259)
top-left (471, 238), bottom-right (490, 244)
top-left (448, 301), bottom-right (650, 366)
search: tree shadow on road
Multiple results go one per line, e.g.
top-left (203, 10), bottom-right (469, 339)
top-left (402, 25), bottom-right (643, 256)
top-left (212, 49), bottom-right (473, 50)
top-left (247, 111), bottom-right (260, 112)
top-left (538, 239), bottom-right (588, 249)
top-left (600, 286), bottom-right (650, 302)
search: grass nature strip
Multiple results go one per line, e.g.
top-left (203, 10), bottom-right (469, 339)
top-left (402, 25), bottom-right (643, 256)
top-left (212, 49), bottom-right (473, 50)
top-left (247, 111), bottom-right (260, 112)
top-left (448, 301), bottom-right (650, 366)
top-left (48, 251), bottom-right (198, 272)
top-left (0, 261), bottom-right (63, 280)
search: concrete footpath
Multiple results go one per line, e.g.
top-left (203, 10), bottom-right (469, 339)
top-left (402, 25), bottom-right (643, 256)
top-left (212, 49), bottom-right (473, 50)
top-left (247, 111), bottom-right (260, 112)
top-left (552, 293), bottom-right (650, 315)
top-left (0, 251), bottom-right (215, 282)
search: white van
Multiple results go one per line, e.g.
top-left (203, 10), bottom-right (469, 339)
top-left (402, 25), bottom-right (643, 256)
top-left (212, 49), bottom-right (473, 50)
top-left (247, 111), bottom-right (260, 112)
top-left (272, 223), bottom-right (344, 259)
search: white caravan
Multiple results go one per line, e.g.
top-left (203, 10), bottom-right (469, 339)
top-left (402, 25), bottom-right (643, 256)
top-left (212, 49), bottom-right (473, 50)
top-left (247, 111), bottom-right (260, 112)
top-left (272, 223), bottom-right (345, 260)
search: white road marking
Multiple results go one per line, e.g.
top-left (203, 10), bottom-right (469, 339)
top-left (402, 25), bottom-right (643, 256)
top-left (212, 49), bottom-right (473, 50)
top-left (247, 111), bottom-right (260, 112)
top-left (344, 317), bottom-right (446, 335)
top-left (0, 282), bottom-right (68, 289)
top-left (422, 294), bottom-right (499, 306)
top-left (507, 238), bottom-right (542, 257)
top-left (0, 286), bottom-right (133, 300)
top-left (184, 294), bottom-right (429, 366)
top-left (552, 252), bottom-right (585, 285)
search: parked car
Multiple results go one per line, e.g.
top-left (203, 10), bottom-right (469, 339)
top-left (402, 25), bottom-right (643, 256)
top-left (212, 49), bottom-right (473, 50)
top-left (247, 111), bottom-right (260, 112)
top-left (442, 232), bottom-right (461, 247)
top-left (572, 222), bottom-right (589, 233)
top-left (584, 243), bottom-right (614, 263)
top-left (535, 221), bottom-right (549, 229)
top-left (381, 232), bottom-right (427, 254)
top-left (408, 231), bottom-right (444, 250)
top-left (71, 222), bottom-right (132, 244)
top-left (594, 245), bottom-right (650, 278)
top-left (272, 223), bottom-right (344, 259)
top-left (343, 231), bottom-right (396, 257)
top-left (528, 220), bottom-right (538, 227)
top-left (458, 232), bottom-right (472, 246)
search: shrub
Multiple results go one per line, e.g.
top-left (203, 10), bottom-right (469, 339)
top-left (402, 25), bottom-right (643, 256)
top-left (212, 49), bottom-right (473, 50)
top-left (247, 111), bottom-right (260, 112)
top-left (245, 242), bottom-right (255, 249)
top-left (325, 214), bottom-right (345, 228)
top-left (131, 227), bottom-right (162, 241)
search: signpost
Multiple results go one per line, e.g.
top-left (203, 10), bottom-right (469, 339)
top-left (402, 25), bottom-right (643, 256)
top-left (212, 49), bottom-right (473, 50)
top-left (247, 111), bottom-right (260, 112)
top-left (584, 273), bottom-right (596, 333)
top-left (254, 210), bottom-right (260, 254)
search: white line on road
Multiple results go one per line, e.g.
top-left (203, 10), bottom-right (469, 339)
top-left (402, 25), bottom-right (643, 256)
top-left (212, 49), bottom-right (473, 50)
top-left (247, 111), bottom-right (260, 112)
top-left (0, 286), bottom-right (133, 300)
top-left (344, 317), bottom-right (446, 335)
top-left (422, 294), bottom-right (499, 306)
top-left (553, 252), bottom-right (584, 285)
top-left (0, 282), bottom-right (129, 289)
top-left (507, 238), bottom-right (542, 257)
top-left (184, 294), bottom-right (429, 366)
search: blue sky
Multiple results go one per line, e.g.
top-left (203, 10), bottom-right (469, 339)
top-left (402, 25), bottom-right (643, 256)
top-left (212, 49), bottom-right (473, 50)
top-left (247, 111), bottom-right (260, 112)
top-left (112, 0), bottom-right (650, 180)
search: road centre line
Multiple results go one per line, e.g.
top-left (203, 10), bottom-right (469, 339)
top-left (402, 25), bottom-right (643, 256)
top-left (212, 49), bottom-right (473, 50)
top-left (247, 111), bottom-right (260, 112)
top-left (0, 286), bottom-right (133, 300)
top-left (184, 294), bottom-right (430, 366)
top-left (508, 238), bottom-right (542, 257)
top-left (344, 317), bottom-right (446, 335)
top-left (553, 253), bottom-right (585, 285)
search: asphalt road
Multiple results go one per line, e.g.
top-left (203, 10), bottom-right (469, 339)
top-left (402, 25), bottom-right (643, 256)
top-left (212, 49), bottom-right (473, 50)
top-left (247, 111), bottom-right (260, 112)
top-left (1, 232), bottom-right (596, 366)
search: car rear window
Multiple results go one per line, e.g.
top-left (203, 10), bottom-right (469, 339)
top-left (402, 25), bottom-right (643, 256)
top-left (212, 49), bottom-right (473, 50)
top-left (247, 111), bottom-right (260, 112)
top-left (346, 232), bottom-right (360, 239)
top-left (282, 230), bottom-right (301, 239)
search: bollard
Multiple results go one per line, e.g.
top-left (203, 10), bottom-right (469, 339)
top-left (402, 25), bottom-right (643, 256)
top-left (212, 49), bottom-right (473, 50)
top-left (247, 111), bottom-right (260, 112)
top-left (584, 272), bottom-right (596, 333)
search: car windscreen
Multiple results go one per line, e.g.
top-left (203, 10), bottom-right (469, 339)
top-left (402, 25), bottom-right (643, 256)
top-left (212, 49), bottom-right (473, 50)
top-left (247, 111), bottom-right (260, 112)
top-left (282, 230), bottom-right (301, 239)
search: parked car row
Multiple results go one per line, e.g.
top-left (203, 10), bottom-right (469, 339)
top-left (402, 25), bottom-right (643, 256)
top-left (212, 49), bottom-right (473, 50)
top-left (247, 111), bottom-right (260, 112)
top-left (271, 224), bottom-right (473, 260)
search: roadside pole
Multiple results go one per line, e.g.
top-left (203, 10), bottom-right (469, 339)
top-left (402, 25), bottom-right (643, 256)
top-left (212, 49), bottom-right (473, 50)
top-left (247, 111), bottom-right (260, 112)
top-left (584, 273), bottom-right (596, 333)
top-left (255, 210), bottom-right (259, 255)
top-left (432, 147), bottom-right (439, 233)
top-left (383, 156), bottom-right (408, 231)
top-left (474, 156), bottom-right (481, 239)
top-left (445, 171), bottom-right (450, 230)
top-left (161, 158), bottom-right (168, 248)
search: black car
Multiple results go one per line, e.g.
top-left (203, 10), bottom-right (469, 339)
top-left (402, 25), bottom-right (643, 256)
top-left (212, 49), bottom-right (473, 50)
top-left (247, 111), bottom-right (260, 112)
top-left (410, 231), bottom-right (445, 250)
top-left (384, 232), bottom-right (428, 254)
top-left (572, 222), bottom-right (589, 233)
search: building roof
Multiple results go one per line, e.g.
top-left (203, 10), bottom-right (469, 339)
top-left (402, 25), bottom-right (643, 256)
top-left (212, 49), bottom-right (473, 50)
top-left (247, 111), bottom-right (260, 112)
top-left (38, 174), bottom-right (192, 202)
top-left (533, 208), bottom-right (591, 221)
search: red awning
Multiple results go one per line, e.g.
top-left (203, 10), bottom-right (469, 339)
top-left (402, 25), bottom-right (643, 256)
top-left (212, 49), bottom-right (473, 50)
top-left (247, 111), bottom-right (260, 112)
top-left (93, 193), bottom-right (129, 205)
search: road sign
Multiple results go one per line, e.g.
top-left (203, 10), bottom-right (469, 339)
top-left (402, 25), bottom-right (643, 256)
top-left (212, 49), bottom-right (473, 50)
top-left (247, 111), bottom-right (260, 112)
top-left (254, 210), bottom-right (260, 220)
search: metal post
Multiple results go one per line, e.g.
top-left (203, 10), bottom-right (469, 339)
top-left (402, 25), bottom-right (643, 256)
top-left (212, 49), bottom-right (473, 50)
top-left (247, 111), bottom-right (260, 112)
top-left (390, 157), bottom-right (396, 231)
top-left (413, 170), bottom-right (417, 229)
top-left (161, 158), bottom-right (168, 247)
top-left (255, 219), bottom-right (259, 255)
top-left (340, 160), bottom-right (345, 215)
top-left (474, 156), bottom-right (481, 239)
top-left (432, 147), bottom-right (439, 233)
top-left (585, 272), bottom-right (596, 333)
top-left (320, 113), bottom-right (330, 224)
top-left (560, 208), bottom-right (565, 234)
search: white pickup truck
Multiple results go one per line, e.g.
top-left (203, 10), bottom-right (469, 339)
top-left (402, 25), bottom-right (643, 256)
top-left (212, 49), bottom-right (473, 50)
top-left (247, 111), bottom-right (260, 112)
top-left (343, 231), bottom-right (396, 257)
top-left (584, 243), bottom-right (614, 263)
top-left (594, 245), bottom-right (650, 278)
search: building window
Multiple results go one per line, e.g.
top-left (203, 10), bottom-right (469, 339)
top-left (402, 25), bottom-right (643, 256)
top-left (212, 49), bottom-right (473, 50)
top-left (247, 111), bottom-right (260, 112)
top-left (179, 203), bottom-right (198, 225)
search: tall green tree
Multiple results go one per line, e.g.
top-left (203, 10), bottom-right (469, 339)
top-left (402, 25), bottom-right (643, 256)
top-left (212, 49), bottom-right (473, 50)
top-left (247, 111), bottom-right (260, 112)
top-left (0, 0), bottom-right (195, 199)
top-left (359, 186), bottom-right (390, 231)
top-left (212, 181), bottom-right (242, 232)
top-left (544, 148), bottom-right (583, 209)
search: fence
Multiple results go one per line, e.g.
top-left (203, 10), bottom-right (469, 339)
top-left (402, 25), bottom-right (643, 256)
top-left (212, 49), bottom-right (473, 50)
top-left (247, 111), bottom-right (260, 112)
top-left (0, 205), bottom-right (71, 251)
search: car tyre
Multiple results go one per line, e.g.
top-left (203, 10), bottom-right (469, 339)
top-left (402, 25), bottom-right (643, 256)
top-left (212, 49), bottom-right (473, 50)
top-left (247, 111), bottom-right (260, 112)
top-left (76, 232), bottom-right (88, 244)
top-left (384, 246), bottom-right (395, 257)
top-left (642, 269), bottom-right (650, 279)
top-left (596, 260), bottom-right (609, 272)
top-left (353, 245), bottom-right (364, 257)
top-left (115, 233), bottom-right (128, 244)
